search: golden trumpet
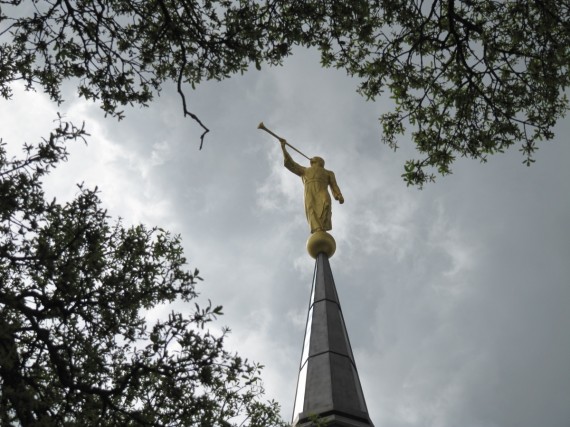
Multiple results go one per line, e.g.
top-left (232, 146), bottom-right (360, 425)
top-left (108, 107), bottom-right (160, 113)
top-left (257, 122), bottom-right (311, 160)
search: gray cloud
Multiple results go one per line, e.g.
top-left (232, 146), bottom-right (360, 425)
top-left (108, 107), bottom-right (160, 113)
top-left (2, 48), bottom-right (569, 427)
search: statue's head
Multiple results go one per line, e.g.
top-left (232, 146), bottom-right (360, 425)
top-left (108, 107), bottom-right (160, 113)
top-left (310, 156), bottom-right (325, 167)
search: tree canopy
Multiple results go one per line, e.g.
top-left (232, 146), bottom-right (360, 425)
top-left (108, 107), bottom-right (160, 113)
top-left (1, 0), bottom-right (568, 185)
top-left (0, 120), bottom-right (284, 425)
top-left (0, 0), bottom-right (570, 186)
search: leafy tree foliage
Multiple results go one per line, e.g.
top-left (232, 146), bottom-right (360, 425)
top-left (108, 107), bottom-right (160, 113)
top-left (1, 0), bottom-right (568, 185)
top-left (0, 0), bottom-right (291, 147)
top-left (0, 120), bottom-right (284, 425)
top-left (305, 0), bottom-right (570, 185)
top-left (1, 1), bottom-right (568, 185)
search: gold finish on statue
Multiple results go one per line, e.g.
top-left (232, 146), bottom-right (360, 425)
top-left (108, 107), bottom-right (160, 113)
top-left (280, 139), bottom-right (344, 234)
top-left (258, 122), bottom-right (344, 258)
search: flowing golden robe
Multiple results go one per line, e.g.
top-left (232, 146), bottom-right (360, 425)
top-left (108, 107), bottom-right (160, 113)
top-left (283, 149), bottom-right (343, 233)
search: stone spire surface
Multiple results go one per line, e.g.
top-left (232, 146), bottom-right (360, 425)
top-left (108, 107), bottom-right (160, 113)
top-left (292, 253), bottom-right (374, 427)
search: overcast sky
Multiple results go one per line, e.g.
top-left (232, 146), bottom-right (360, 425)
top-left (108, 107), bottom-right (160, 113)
top-left (2, 47), bottom-right (570, 427)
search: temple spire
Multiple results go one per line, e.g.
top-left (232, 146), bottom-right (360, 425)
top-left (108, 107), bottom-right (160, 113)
top-left (262, 122), bottom-right (373, 425)
top-left (292, 253), bottom-right (374, 427)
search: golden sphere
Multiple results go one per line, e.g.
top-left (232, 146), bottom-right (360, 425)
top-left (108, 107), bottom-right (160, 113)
top-left (306, 231), bottom-right (336, 259)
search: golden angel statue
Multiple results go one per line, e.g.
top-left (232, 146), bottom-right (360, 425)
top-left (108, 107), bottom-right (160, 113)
top-left (280, 139), bottom-right (344, 234)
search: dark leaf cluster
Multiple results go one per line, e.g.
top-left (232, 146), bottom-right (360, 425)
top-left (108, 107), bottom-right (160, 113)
top-left (272, 0), bottom-right (570, 185)
top-left (0, 120), bottom-right (284, 425)
top-left (1, 0), bottom-right (568, 184)
top-left (0, 0), bottom-right (291, 148)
